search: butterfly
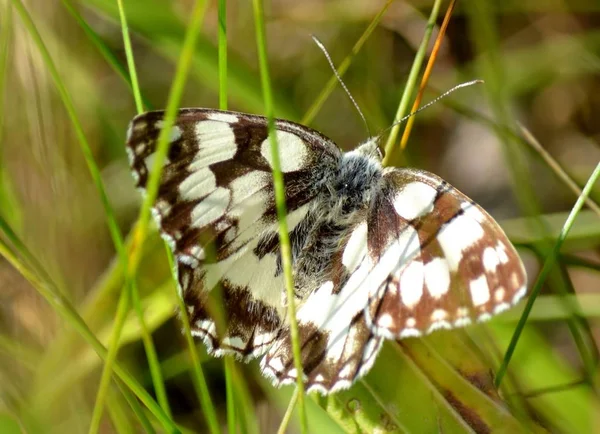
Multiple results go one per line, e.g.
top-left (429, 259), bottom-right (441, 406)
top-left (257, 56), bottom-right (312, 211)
top-left (125, 108), bottom-right (527, 394)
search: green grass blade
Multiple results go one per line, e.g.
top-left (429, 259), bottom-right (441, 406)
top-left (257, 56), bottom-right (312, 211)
top-left (116, 0), bottom-right (144, 114)
top-left (496, 160), bottom-right (600, 387)
top-left (381, 0), bottom-right (444, 165)
top-left (7, 1), bottom-right (179, 430)
top-left (106, 386), bottom-right (135, 434)
top-left (131, 281), bottom-right (172, 418)
top-left (88, 283), bottom-right (132, 434)
top-left (60, 0), bottom-right (152, 110)
top-left (8, 0), bottom-right (138, 429)
top-left (215, 2), bottom-right (242, 432)
top-left (131, 0), bottom-right (209, 271)
top-left (0, 222), bottom-right (177, 432)
top-left (116, 0), bottom-right (172, 419)
top-left (218, 0), bottom-right (228, 110)
top-left (0, 3), bottom-right (18, 226)
top-left (252, 1), bottom-right (307, 432)
top-left (120, 0), bottom-right (220, 431)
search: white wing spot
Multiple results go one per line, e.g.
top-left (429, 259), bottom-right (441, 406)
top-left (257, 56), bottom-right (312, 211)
top-left (478, 312), bottom-right (492, 322)
top-left (191, 121), bottom-right (237, 168)
top-left (429, 309), bottom-right (451, 332)
top-left (431, 309), bottom-right (448, 321)
top-left (155, 199), bottom-right (171, 216)
top-left (513, 285), bottom-right (527, 303)
top-left (339, 365), bottom-right (353, 378)
top-left (207, 112), bottom-right (239, 123)
top-left (399, 261), bottom-right (424, 308)
top-left (342, 222), bottom-right (368, 273)
top-left (190, 187), bottom-right (230, 229)
top-left (510, 272), bottom-right (519, 288)
top-left (222, 336), bottom-right (245, 349)
top-left (144, 153), bottom-right (157, 171)
top-left (497, 241), bottom-right (509, 264)
top-left (126, 147), bottom-right (135, 165)
top-left (483, 246), bottom-right (500, 272)
top-left (400, 328), bottom-right (421, 338)
top-left (162, 232), bottom-right (176, 250)
top-left (179, 254), bottom-right (199, 268)
top-left (393, 182), bottom-right (437, 220)
top-left (494, 287), bottom-right (506, 303)
top-left (438, 214), bottom-right (485, 271)
top-left (469, 275), bottom-right (490, 307)
top-left (424, 258), bottom-right (450, 299)
top-left (454, 317), bottom-right (471, 327)
top-left (493, 303), bottom-right (511, 314)
top-left (260, 131), bottom-right (308, 172)
top-left (229, 171), bottom-right (270, 205)
top-left (179, 167), bottom-right (217, 201)
top-left (406, 317), bottom-right (416, 328)
top-left (377, 313), bottom-right (394, 328)
top-left (135, 143), bottom-right (146, 156)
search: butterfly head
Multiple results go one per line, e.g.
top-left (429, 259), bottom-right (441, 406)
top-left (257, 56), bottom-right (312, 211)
top-left (353, 138), bottom-right (384, 162)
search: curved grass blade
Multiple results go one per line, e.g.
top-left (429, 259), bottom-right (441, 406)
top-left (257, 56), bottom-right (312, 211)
top-left (382, 0), bottom-right (444, 166)
top-left (0, 222), bottom-right (177, 432)
top-left (116, 0), bottom-right (144, 115)
top-left (496, 161), bottom-right (600, 387)
top-left (398, 0), bottom-right (456, 150)
top-left (252, 1), bottom-right (307, 432)
top-left (490, 322), bottom-right (600, 432)
top-left (60, 0), bottom-right (152, 111)
top-left (7, 0), bottom-right (146, 430)
top-left (119, 0), bottom-right (221, 432)
top-left (116, 0), bottom-right (171, 419)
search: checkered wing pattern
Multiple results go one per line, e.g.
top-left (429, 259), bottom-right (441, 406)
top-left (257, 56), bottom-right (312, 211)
top-left (260, 169), bottom-right (527, 393)
top-left (126, 107), bottom-right (527, 394)
top-left (126, 109), bottom-right (340, 360)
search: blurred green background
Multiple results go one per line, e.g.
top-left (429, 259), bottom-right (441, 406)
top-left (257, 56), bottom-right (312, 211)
top-left (1, 0), bottom-right (600, 433)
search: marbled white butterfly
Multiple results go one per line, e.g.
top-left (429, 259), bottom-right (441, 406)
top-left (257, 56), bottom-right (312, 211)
top-left (126, 109), bottom-right (527, 394)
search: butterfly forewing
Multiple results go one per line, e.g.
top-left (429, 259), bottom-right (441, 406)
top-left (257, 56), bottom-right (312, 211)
top-left (126, 107), bottom-right (528, 394)
top-left (126, 109), bottom-right (340, 359)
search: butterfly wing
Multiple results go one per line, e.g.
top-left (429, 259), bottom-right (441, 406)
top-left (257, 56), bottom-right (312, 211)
top-left (126, 109), bottom-right (341, 359)
top-left (261, 167), bottom-right (527, 393)
top-left (365, 168), bottom-right (527, 338)
top-left (261, 217), bottom-right (384, 393)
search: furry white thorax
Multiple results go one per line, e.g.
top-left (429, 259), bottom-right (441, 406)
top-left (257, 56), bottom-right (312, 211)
top-left (321, 138), bottom-right (383, 221)
top-left (287, 139), bottom-right (384, 296)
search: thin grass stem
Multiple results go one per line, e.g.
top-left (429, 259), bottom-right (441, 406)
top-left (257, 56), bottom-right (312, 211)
top-left (252, 1), bottom-right (307, 432)
top-left (382, 0), bottom-right (444, 165)
top-left (495, 161), bottom-right (600, 386)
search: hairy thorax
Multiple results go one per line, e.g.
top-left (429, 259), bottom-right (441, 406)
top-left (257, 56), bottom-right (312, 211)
top-left (291, 140), bottom-right (383, 296)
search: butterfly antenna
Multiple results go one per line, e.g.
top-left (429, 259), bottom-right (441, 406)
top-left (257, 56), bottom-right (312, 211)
top-left (377, 80), bottom-right (484, 140)
top-left (311, 35), bottom-right (371, 138)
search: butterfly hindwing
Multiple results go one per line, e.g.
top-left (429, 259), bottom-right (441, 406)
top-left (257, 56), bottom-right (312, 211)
top-left (261, 218), bottom-right (384, 393)
top-left (126, 109), bottom-right (341, 359)
top-left (364, 168), bottom-right (527, 339)
top-left (260, 166), bottom-right (527, 393)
